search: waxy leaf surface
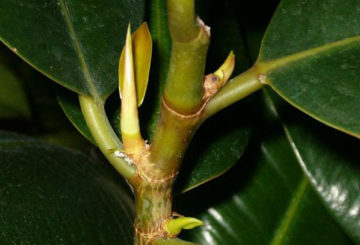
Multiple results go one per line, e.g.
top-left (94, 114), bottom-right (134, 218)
top-left (179, 117), bottom-right (353, 244)
top-left (258, 0), bottom-right (360, 138)
top-left (265, 90), bottom-right (360, 243)
top-left (0, 0), bottom-right (144, 99)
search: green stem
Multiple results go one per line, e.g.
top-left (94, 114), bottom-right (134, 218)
top-left (150, 104), bottom-right (199, 177)
top-left (164, 0), bottom-right (210, 115)
top-left (167, 0), bottom-right (199, 42)
top-left (134, 180), bottom-right (173, 245)
top-left (79, 95), bottom-right (136, 179)
top-left (203, 68), bottom-right (264, 118)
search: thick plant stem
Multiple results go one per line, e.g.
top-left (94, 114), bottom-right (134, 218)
top-left (134, 179), bottom-right (173, 245)
top-left (133, 102), bottom-right (201, 244)
top-left (130, 1), bottom-right (210, 243)
top-left (167, 0), bottom-right (199, 42)
top-left (164, 0), bottom-right (210, 115)
top-left (151, 101), bottom-right (200, 177)
top-left (79, 95), bottom-right (136, 179)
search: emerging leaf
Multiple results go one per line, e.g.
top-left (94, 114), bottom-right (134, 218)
top-left (118, 25), bottom-right (144, 153)
top-left (203, 51), bottom-right (235, 99)
top-left (119, 22), bottom-right (152, 106)
top-left (214, 51), bottom-right (235, 86)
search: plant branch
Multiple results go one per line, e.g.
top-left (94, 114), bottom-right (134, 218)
top-left (79, 95), bottom-right (136, 179)
top-left (203, 68), bottom-right (264, 118)
top-left (164, 0), bottom-right (210, 115)
top-left (167, 0), bottom-right (199, 42)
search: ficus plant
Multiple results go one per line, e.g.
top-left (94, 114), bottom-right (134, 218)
top-left (0, 0), bottom-right (359, 244)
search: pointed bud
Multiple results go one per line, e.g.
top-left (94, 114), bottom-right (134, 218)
top-left (119, 22), bottom-right (152, 106)
top-left (203, 51), bottom-right (235, 99)
top-left (119, 24), bottom-right (144, 152)
top-left (214, 51), bottom-right (235, 86)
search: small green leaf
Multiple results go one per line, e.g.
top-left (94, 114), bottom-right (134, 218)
top-left (213, 51), bottom-right (235, 86)
top-left (132, 23), bottom-right (152, 106)
top-left (119, 23), bottom-right (152, 106)
top-left (118, 25), bottom-right (143, 152)
top-left (0, 131), bottom-right (134, 243)
top-left (258, 0), bottom-right (360, 138)
top-left (165, 217), bottom-right (203, 235)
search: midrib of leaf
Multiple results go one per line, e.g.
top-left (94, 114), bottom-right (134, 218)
top-left (257, 35), bottom-right (360, 74)
top-left (266, 80), bottom-right (360, 139)
top-left (270, 177), bottom-right (309, 245)
top-left (58, 0), bottom-right (99, 99)
top-left (258, 36), bottom-right (360, 139)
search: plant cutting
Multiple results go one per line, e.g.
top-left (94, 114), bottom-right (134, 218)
top-left (0, 0), bottom-right (359, 244)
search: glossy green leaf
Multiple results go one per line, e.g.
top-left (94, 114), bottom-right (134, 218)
top-left (257, 0), bottom-right (360, 138)
top-left (57, 0), bottom-right (169, 144)
top-left (0, 0), bottom-right (144, 99)
top-left (178, 121), bottom-right (353, 245)
top-left (0, 62), bottom-right (30, 119)
top-left (265, 90), bottom-right (360, 243)
top-left (0, 131), bottom-right (134, 244)
top-left (175, 102), bottom-right (252, 193)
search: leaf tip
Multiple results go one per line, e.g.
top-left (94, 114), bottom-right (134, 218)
top-left (214, 51), bottom-right (235, 84)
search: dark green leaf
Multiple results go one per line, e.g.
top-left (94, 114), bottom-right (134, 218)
top-left (141, 0), bottom-right (172, 139)
top-left (175, 102), bottom-right (252, 193)
top-left (0, 0), bottom-right (144, 99)
top-left (0, 62), bottom-right (30, 119)
top-left (265, 90), bottom-right (360, 243)
top-left (178, 122), bottom-right (353, 244)
top-left (258, 0), bottom-right (360, 138)
top-left (0, 131), bottom-right (134, 244)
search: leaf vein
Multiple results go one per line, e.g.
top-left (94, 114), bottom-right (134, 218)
top-left (270, 177), bottom-right (308, 245)
top-left (258, 35), bottom-right (360, 73)
top-left (58, 0), bottom-right (98, 98)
